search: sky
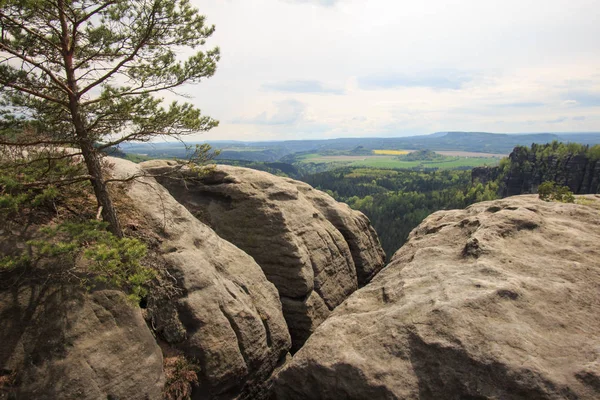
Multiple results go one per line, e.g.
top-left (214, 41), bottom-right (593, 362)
top-left (180, 0), bottom-right (600, 141)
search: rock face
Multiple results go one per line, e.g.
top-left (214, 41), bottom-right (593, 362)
top-left (273, 195), bottom-right (600, 399)
top-left (0, 287), bottom-right (164, 400)
top-left (109, 158), bottom-right (291, 399)
top-left (139, 161), bottom-right (385, 350)
top-left (471, 165), bottom-right (501, 186)
top-left (502, 151), bottom-right (600, 196)
top-left (473, 147), bottom-right (600, 196)
top-left (289, 179), bottom-right (385, 286)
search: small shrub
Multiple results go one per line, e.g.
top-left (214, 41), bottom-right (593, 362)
top-left (27, 220), bottom-right (154, 303)
top-left (537, 181), bottom-right (555, 201)
top-left (555, 186), bottom-right (575, 203)
top-left (0, 148), bottom-right (88, 219)
top-left (538, 181), bottom-right (575, 203)
top-left (163, 356), bottom-right (200, 400)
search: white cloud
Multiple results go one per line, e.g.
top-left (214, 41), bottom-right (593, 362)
top-left (182, 0), bottom-right (600, 140)
top-left (262, 80), bottom-right (345, 95)
top-left (232, 99), bottom-right (306, 125)
top-left (562, 100), bottom-right (579, 106)
top-left (282, 0), bottom-right (341, 6)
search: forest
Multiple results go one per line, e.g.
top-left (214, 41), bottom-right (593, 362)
top-left (302, 167), bottom-right (498, 257)
top-left (107, 141), bottom-right (600, 258)
top-left (300, 141), bottom-right (600, 258)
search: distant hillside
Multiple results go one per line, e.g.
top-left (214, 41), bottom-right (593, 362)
top-left (238, 132), bottom-right (567, 154)
top-left (118, 132), bottom-right (600, 161)
top-left (229, 131), bottom-right (600, 154)
top-left (423, 132), bottom-right (559, 153)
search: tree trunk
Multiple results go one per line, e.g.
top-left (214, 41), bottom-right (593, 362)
top-left (79, 141), bottom-right (123, 237)
top-left (57, 0), bottom-right (122, 237)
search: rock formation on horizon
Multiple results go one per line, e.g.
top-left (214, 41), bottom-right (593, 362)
top-left (273, 195), bottom-right (600, 399)
top-left (140, 161), bottom-right (386, 351)
top-left (472, 143), bottom-right (600, 197)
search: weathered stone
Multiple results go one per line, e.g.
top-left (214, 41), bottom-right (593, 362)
top-left (140, 161), bottom-right (385, 350)
top-left (0, 288), bottom-right (164, 400)
top-left (289, 179), bottom-right (386, 286)
top-left (273, 195), bottom-right (600, 399)
top-left (109, 158), bottom-right (291, 399)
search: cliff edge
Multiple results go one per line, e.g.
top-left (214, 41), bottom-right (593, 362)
top-left (273, 195), bottom-right (600, 399)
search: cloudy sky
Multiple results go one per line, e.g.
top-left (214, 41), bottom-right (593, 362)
top-left (182, 0), bottom-right (600, 141)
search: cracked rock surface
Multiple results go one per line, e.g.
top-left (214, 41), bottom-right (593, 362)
top-left (0, 288), bottom-right (164, 400)
top-left (111, 158), bottom-right (291, 399)
top-left (273, 195), bottom-right (600, 399)
top-left (140, 161), bottom-right (385, 351)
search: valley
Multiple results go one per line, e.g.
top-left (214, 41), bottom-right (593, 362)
top-left (295, 150), bottom-right (501, 170)
top-left (117, 132), bottom-right (600, 257)
top-left (2, 1), bottom-right (600, 398)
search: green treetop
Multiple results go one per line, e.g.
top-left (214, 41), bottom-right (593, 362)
top-left (0, 0), bottom-right (220, 236)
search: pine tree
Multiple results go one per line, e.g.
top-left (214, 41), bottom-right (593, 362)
top-left (0, 0), bottom-right (220, 236)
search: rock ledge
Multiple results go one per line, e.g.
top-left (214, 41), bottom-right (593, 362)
top-left (274, 195), bottom-right (600, 399)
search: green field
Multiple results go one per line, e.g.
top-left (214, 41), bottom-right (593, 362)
top-left (220, 146), bottom-right (269, 151)
top-left (298, 153), bottom-right (500, 169)
top-left (353, 156), bottom-right (497, 169)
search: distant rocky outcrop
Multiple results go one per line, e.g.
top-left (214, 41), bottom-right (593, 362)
top-left (472, 143), bottom-right (600, 196)
top-left (471, 165), bottom-right (501, 185)
top-left (273, 195), bottom-right (600, 399)
top-left (109, 158), bottom-right (292, 399)
top-left (501, 150), bottom-right (600, 196)
top-left (0, 288), bottom-right (164, 400)
top-left (139, 161), bottom-right (386, 351)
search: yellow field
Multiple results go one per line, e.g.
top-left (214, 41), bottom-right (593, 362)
top-left (372, 149), bottom-right (410, 155)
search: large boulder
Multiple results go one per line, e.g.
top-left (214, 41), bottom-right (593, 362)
top-left (273, 195), bottom-right (600, 399)
top-left (0, 287), bottom-right (164, 400)
top-left (140, 162), bottom-right (385, 350)
top-left (109, 158), bottom-right (291, 399)
top-left (289, 179), bottom-right (385, 286)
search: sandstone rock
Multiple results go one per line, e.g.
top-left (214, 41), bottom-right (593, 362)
top-left (273, 195), bottom-right (600, 399)
top-left (289, 179), bottom-right (386, 286)
top-left (0, 288), bottom-right (164, 400)
top-left (472, 147), bottom-right (600, 197)
top-left (109, 158), bottom-right (291, 399)
top-left (140, 161), bottom-right (385, 350)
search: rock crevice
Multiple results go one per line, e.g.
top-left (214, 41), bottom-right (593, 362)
top-left (110, 158), bottom-right (292, 399)
top-left (140, 161), bottom-right (385, 350)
